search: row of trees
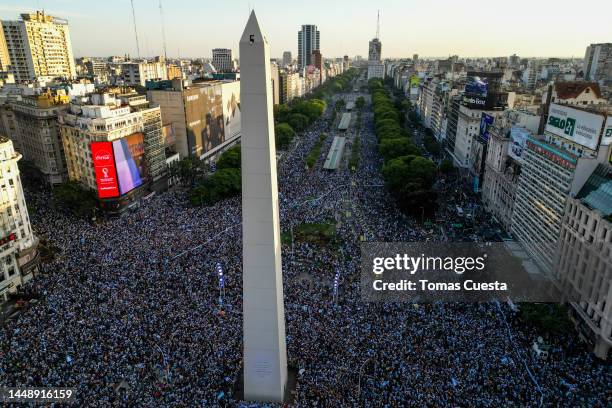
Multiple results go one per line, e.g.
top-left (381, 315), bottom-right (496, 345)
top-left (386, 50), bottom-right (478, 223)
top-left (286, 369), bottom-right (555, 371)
top-left (273, 99), bottom-right (327, 149)
top-left (369, 78), bottom-right (438, 217)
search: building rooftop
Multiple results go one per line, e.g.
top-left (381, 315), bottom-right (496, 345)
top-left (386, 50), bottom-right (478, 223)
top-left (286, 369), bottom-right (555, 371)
top-left (576, 164), bottom-right (612, 216)
top-left (554, 81), bottom-right (601, 99)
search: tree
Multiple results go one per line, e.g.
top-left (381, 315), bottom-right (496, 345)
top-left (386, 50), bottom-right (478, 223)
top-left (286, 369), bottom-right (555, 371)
top-left (335, 99), bottom-right (346, 111)
top-left (355, 96), bottom-right (365, 110)
top-left (189, 168), bottom-right (241, 206)
top-left (423, 134), bottom-right (441, 156)
top-left (407, 156), bottom-right (437, 189)
top-left (176, 157), bottom-right (204, 186)
top-left (274, 104), bottom-right (291, 123)
top-left (52, 181), bottom-right (99, 218)
top-left (408, 111), bottom-right (420, 124)
top-left (379, 138), bottom-right (420, 161)
top-left (288, 113), bottom-right (310, 132)
top-left (217, 145), bottom-right (241, 170)
top-left (275, 123), bottom-right (296, 150)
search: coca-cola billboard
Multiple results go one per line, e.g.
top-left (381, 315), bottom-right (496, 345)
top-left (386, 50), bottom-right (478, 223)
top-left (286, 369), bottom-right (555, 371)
top-left (91, 142), bottom-right (119, 198)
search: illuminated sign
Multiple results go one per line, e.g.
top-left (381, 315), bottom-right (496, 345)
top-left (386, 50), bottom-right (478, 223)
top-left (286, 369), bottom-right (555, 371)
top-left (602, 117), bottom-right (612, 146)
top-left (112, 133), bottom-right (145, 195)
top-left (91, 142), bottom-right (119, 198)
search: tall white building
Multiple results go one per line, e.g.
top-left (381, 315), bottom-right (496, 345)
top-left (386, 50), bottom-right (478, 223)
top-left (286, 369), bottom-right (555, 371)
top-left (0, 137), bottom-right (38, 302)
top-left (212, 48), bottom-right (234, 73)
top-left (297, 25), bottom-right (320, 69)
top-left (367, 38), bottom-right (384, 80)
top-left (120, 61), bottom-right (168, 87)
top-left (1, 11), bottom-right (77, 82)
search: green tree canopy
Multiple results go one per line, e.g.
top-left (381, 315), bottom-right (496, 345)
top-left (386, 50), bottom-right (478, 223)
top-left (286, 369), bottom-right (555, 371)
top-left (275, 122), bottom-right (296, 150)
top-left (288, 113), bottom-right (310, 132)
top-left (379, 139), bottom-right (420, 161)
top-left (216, 145), bottom-right (241, 170)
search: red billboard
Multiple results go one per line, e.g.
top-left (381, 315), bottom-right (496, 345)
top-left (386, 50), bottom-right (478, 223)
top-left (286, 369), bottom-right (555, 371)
top-left (91, 142), bottom-right (119, 198)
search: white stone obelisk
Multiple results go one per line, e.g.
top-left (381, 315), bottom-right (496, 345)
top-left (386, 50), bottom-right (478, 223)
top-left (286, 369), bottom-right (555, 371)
top-left (240, 11), bottom-right (288, 403)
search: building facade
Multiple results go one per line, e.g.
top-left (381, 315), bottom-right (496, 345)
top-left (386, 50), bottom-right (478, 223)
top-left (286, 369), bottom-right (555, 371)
top-left (0, 137), bottom-right (38, 302)
top-left (120, 61), bottom-right (168, 87)
top-left (282, 51), bottom-right (292, 67)
top-left (556, 163), bottom-right (612, 359)
top-left (59, 92), bottom-right (166, 212)
top-left (1, 11), bottom-right (76, 82)
top-left (212, 48), bottom-right (233, 73)
top-left (297, 25), bottom-right (320, 70)
top-left (583, 43), bottom-right (612, 85)
top-left (8, 93), bottom-right (69, 184)
top-left (147, 79), bottom-right (241, 159)
top-left (367, 38), bottom-right (384, 80)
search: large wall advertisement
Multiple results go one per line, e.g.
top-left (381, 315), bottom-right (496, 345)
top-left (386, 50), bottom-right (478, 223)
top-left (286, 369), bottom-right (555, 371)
top-left (508, 126), bottom-right (530, 162)
top-left (545, 103), bottom-right (604, 150)
top-left (462, 71), bottom-right (503, 110)
top-left (91, 142), bottom-right (119, 198)
top-left (112, 132), bottom-right (146, 195)
top-left (185, 85), bottom-right (225, 157)
top-left (221, 81), bottom-right (241, 142)
top-left (479, 113), bottom-right (494, 143)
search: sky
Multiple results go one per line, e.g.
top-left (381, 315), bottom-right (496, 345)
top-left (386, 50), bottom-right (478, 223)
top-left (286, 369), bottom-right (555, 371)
top-left (1, 0), bottom-right (610, 59)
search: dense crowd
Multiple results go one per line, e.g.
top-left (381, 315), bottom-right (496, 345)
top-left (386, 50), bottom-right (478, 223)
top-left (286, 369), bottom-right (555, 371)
top-left (0, 85), bottom-right (610, 407)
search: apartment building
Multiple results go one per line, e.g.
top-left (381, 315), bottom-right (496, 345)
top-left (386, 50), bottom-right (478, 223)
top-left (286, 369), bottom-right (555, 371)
top-left (1, 11), bottom-right (76, 82)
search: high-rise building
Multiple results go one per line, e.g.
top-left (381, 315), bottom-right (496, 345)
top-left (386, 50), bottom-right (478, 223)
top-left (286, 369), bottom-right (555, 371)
top-left (297, 24), bottom-right (320, 69)
top-left (0, 28), bottom-right (10, 71)
top-left (583, 43), bottom-right (612, 85)
top-left (556, 163), bottom-right (612, 359)
top-left (367, 37), bottom-right (384, 80)
top-left (279, 72), bottom-right (301, 104)
top-left (212, 48), bottom-right (234, 73)
top-left (282, 51), bottom-right (292, 67)
top-left (5, 92), bottom-right (70, 184)
top-left (59, 92), bottom-right (166, 212)
top-left (512, 104), bottom-right (612, 274)
top-left (1, 11), bottom-right (76, 82)
top-left (312, 49), bottom-right (323, 83)
top-left (0, 137), bottom-right (39, 302)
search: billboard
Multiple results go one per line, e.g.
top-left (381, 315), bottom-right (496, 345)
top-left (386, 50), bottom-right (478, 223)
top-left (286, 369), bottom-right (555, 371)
top-left (602, 116), bottom-right (612, 146)
top-left (479, 113), bottom-right (494, 143)
top-left (545, 103), bottom-right (604, 150)
top-left (162, 123), bottom-right (175, 146)
top-left (508, 126), bottom-right (530, 162)
top-left (91, 142), bottom-right (119, 198)
top-left (222, 81), bottom-right (241, 142)
top-left (185, 85), bottom-right (225, 157)
top-left (112, 133), bottom-right (145, 195)
top-left (465, 76), bottom-right (488, 97)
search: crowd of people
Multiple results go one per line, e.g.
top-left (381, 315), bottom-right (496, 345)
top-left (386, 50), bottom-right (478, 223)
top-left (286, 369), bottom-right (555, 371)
top-left (0, 81), bottom-right (610, 407)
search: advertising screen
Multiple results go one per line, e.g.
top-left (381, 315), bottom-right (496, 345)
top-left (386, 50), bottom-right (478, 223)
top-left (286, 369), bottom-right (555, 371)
top-left (508, 126), bottom-right (530, 162)
top-left (112, 132), bottom-right (145, 195)
top-left (479, 113), bottom-right (494, 143)
top-left (222, 81), bottom-right (241, 142)
top-left (162, 124), bottom-right (175, 146)
top-left (91, 142), bottom-right (119, 198)
top-left (465, 76), bottom-right (488, 97)
top-left (602, 116), bottom-right (612, 146)
top-left (545, 103), bottom-right (604, 150)
top-left (185, 85), bottom-right (225, 158)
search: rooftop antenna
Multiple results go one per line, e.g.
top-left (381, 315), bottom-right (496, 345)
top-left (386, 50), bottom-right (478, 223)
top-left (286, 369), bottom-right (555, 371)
top-left (130, 0), bottom-right (141, 59)
top-left (159, 0), bottom-right (168, 61)
top-left (376, 10), bottom-right (380, 40)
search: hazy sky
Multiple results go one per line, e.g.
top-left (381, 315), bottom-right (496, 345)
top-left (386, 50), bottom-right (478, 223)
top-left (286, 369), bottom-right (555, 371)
top-left (1, 0), bottom-right (610, 59)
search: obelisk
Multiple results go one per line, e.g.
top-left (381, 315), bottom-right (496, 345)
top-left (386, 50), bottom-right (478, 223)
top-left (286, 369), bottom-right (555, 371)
top-left (240, 11), bottom-right (288, 402)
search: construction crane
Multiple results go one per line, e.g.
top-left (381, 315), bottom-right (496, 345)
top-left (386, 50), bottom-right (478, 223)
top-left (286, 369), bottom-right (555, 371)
top-left (130, 0), bottom-right (140, 59)
top-left (159, 0), bottom-right (168, 61)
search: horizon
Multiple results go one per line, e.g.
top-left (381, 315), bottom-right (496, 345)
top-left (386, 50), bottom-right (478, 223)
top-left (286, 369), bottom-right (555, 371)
top-left (1, 0), bottom-right (609, 60)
